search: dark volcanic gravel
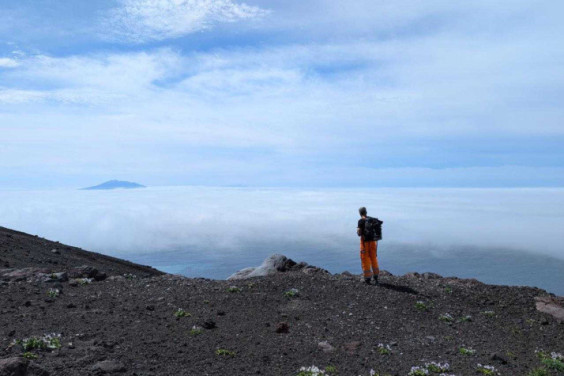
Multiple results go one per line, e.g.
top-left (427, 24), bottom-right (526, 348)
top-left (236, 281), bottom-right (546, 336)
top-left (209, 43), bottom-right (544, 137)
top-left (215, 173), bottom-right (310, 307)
top-left (1, 227), bottom-right (563, 376)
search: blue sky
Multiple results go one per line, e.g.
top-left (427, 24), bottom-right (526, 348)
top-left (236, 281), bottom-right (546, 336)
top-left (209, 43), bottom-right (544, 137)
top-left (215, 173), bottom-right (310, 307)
top-left (1, 0), bottom-right (563, 188)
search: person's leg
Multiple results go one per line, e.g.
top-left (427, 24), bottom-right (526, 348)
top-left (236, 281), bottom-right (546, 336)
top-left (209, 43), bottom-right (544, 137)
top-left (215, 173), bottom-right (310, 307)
top-left (360, 240), bottom-right (373, 284)
top-left (369, 241), bottom-right (380, 283)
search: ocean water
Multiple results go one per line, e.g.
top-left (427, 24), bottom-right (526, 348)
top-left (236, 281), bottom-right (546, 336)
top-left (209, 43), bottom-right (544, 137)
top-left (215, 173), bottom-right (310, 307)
top-left (0, 187), bottom-right (563, 295)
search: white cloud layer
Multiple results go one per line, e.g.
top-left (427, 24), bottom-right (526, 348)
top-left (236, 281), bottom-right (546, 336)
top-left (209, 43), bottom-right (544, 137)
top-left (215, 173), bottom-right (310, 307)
top-left (105, 0), bottom-right (268, 42)
top-left (0, 187), bottom-right (562, 261)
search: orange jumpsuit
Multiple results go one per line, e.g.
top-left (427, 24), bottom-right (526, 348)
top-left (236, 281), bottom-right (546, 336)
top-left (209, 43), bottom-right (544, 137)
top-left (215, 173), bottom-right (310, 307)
top-left (360, 237), bottom-right (379, 279)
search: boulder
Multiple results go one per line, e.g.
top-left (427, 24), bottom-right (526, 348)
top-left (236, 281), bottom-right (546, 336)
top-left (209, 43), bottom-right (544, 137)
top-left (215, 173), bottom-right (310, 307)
top-left (0, 357), bottom-right (27, 376)
top-left (535, 296), bottom-right (564, 323)
top-left (68, 265), bottom-right (98, 279)
top-left (227, 254), bottom-right (301, 280)
top-left (91, 360), bottom-right (126, 373)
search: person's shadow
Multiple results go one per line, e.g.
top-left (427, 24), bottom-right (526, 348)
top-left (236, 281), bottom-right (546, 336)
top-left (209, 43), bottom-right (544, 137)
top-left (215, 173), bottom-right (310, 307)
top-left (378, 282), bottom-right (419, 295)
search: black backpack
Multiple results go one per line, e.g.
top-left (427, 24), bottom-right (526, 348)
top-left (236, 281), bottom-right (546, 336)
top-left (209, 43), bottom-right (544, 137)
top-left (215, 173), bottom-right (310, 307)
top-left (363, 217), bottom-right (383, 240)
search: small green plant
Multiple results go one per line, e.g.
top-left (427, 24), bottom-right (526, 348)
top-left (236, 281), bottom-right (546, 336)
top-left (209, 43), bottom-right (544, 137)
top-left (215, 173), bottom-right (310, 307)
top-left (47, 288), bottom-right (59, 298)
top-left (190, 326), bottom-right (203, 336)
top-left (425, 361), bottom-right (450, 373)
top-left (21, 333), bottom-right (61, 351)
top-left (377, 343), bottom-right (391, 355)
top-left (227, 286), bottom-right (241, 293)
top-left (325, 365), bottom-right (337, 373)
top-left (444, 335), bottom-right (454, 341)
top-left (215, 348), bottom-right (235, 357)
top-left (444, 285), bottom-right (453, 294)
top-left (476, 364), bottom-right (497, 375)
top-left (297, 366), bottom-right (325, 376)
top-left (408, 366), bottom-right (428, 376)
top-left (439, 313), bottom-right (454, 322)
top-left (22, 338), bottom-right (46, 351)
top-left (506, 350), bottom-right (516, 358)
top-left (78, 278), bottom-right (92, 286)
top-left (123, 273), bottom-right (135, 280)
top-left (174, 308), bottom-right (191, 318)
top-left (540, 352), bottom-right (564, 372)
top-left (481, 310), bottom-right (495, 317)
top-left (22, 352), bottom-right (38, 359)
top-left (247, 282), bottom-right (256, 288)
top-left (284, 288), bottom-right (299, 298)
top-left (203, 299), bottom-right (210, 304)
top-left (415, 301), bottom-right (428, 311)
top-left (459, 346), bottom-right (476, 355)
top-left (527, 368), bottom-right (550, 376)
top-left (459, 315), bottom-right (472, 322)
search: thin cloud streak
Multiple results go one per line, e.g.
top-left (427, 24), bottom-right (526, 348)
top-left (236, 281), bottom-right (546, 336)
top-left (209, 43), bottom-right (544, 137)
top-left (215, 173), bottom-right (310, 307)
top-left (104, 0), bottom-right (269, 42)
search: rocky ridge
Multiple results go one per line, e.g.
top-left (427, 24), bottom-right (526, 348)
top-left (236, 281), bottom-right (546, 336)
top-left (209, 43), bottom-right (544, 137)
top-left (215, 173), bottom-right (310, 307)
top-left (1, 227), bottom-right (563, 376)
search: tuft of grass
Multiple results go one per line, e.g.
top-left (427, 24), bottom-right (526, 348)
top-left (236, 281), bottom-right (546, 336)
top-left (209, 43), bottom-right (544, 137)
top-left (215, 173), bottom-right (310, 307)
top-left (284, 288), bottom-right (299, 298)
top-left (215, 348), bottom-right (236, 357)
top-left (227, 286), bottom-right (241, 293)
top-left (444, 286), bottom-right (453, 294)
top-left (459, 347), bottom-right (476, 355)
top-left (78, 278), bottom-right (92, 286)
top-left (528, 368), bottom-right (550, 376)
top-left (459, 315), bottom-right (472, 322)
top-left (425, 361), bottom-right (450, 373)
top-left (22, 351), bottom-right (38, 359)
top-left (47, 288), bottom-right (59, 298)
top-left (190, 326), bottom-right (203, 336)
top-left (296, 366), bottom-right (325, 376)
top-left (481, 310), bottom-right (495, 317)
top-left (21, 334), bottom-right (61, 351)
top-left (414, 301), bottom-right (428, 311)
top-left (541, 357), bottom-right (564, 372)
top-left (408, 366), bottom-right (428, 376)
top-left (377, 343), bottom-right (391, 355)
top-left (476, 364), bottom-right (497, 375)
top-left (203, 300), bottom-right (210, 304)
top-left (174, 308), bottom-right (191, 318)
top-left (325, 365), bottom-right (337, 373)
top-left (439, 313), bottom-right (454, 322)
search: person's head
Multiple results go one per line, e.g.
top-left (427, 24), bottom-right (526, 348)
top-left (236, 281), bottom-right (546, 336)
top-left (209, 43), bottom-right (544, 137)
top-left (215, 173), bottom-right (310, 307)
top-left (359, 207), bottom-right (367, 217)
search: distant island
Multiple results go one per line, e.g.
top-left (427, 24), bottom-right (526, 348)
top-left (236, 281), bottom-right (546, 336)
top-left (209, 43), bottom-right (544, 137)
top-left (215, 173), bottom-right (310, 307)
top-left (81, 180), bottom-right (146, 190)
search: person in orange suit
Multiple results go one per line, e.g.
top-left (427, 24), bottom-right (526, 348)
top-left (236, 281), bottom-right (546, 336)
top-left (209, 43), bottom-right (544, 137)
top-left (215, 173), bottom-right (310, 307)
top-left (356, 207), bottom-right (382, 285)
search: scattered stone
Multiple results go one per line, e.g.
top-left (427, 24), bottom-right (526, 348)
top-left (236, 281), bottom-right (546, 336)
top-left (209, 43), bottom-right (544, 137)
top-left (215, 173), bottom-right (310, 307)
top-left (51, 249), bottom-right (60, 255)
top-left (68, 265), bottom-right (98, 279)
top-left (422, 272), bottom-right (442, 280)
top-left (275, 322), bottom-right (289, 334)
top-left (217, 311), bottom-right (226, 316)
top-left (145, 305), bottom-right (155, 311)
top-left (380, 270), bottom-right (394, 277)
top-left (202, 319), bottom-right (216, 329)
top-left (91, 360), bottom-right (126, 373)
top-left (0, 357), bottom-right (28, 376)
top-left (343, 341), bottom-right (361, 355)
top-left (491, 353), bottom-right (509, 364)
top-left (317, 341), bottom-right (335, 353)
top-left (535, 296), bottom-right (564, 323)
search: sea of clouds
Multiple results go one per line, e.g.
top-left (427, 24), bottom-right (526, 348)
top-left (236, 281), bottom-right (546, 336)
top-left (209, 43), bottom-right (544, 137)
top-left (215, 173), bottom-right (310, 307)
top-left (1, 187), bottom-right (563, 292)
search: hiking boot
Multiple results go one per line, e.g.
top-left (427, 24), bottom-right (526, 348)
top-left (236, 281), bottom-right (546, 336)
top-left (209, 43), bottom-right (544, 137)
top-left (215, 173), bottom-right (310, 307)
top-left (364, 278), bottom-right (372, 285)
top-left (373, 275), bottom-right (379, 285)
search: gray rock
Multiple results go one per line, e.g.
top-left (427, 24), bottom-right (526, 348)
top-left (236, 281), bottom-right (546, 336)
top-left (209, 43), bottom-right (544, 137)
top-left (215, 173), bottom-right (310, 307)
top-left (422, 272), bottom-right (442, 280)
top-left (68, 265), bottom-right (98, 279)
top-left (318, 341), bottom-right (335, 353)
top-left (227, 254), bottom-right (296, 280)
top-left (91, 360), bottom-right (126, 373)
top-left (535, 296), bottom-right (564, 323)
top-left (0, 357), bottom-right (27, 376)
top-left (50, 249), bottom-right (60, 255)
